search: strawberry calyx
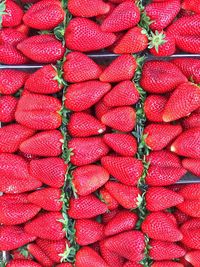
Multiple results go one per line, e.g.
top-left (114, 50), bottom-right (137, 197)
top-left (148, 31), bottom-right (167, 53)
top-left (0, 0), bottom-right (6, 28)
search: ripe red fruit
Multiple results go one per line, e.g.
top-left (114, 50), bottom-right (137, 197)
top-left (123, 262), bottom-right (142, 267)
top-left (151, 261), bottom-right (184, 267)
top-left (146, 150), bottom-right (182, 168)
top-left (0, 96), bottom-right (18, 123)
top-left (182, 113), bottom-right (200, 130)
top-left (0, 193), bottom-right (29, 204)
top-left (182, 158), bottom-right (200, 176)
top-left (95, 100), bottom-right (112, 121)
top-left (177, 200), bottom-right (200, 218)
top-left (7, 260), bottom-right (42, 267)
top-left (102, 209), bottom-right (119, 224)
top-left (65, 18), bottom-right (116, 52)
top-left (72, 165), bottom-right (109, 196)
top-left (100, 188), bottom-right (119, 211)
top-left (142, 212), bottom-right (183, 242)
top-left (0, 28), bottom-right (26, 46)
top-left (185, 250), bottom-right (200, 266)
top-left (27, 243), bottom-right (53, 267)
top-left (0, 44), bottom-right (28, 65)
top-left (65, 81), bottom-right (111, 112)
top-left (179, 184), bottom-right (200, 200)
top-left (100, 240), bottom-right (124, 267)
top-left (2, 0), bottom-right (23, 27)
top-left (105, 181), bottom-right (140, 209)
top-left (173, 209), bottom-right (191, 225)
top-left (100, 55), bottom-right (137, 83)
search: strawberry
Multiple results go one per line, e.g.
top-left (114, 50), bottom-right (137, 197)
top-left (182, 0), bottom-right (200, 13)
top-left (176, 35), bottom-right (200, 54)
top-left (146, 165), bottom-right (186, 186)
top-left (101, 156), bottom-right (143, 186)
top-left (101, 2), bottom-right (140, 33)
top-left (163, 83), bottom-right (200, 122)
top-left (1, 0), bottom-right (23, 27)
top-left (100, 188), bottom-right (119, 211)
top-left (105, 181), bottom-right (140, 209)
top-left (145, 0), bottom-right (181, 31)
top-left (7, 260), bottom-right (42, 267)
top-left (182, 158), bottom-right (200, 177)
top-left (65, 81), bottom-right (111, 112)
top-left (75, 219), bottom-right (104, 245)
top-left (185, 250), bottom-right (200, 266)
top-left (104, 210), bottom-right (138, 237)
top-left (72, 165), bottom-right (109, 196)
top-left (146, 187), bottom-right (184, 211)
top-left (103, 133), bottom-right (137, 157)
top-left (109, 0), bottom-right (129, 2)
top-left (95, 100), bottom-right (112, 121)
top-left (0, 225), bottom-right (36, 251)
top-left (140, 61), bottom-right (187, 94)
top-left (63, 52), bottom-right (102, 83)
top-left (100, 240), bottom-right (124, 267)
top-left (149, 240), bottom-right (186, 260)
top-left (20, 130), bottom-right (63, 157)
top-left (123, 262), bottom-right (142, 267)
top-left (15, 94), bottom-right (62, 130)
top-left (177, 200), bottom-right (200, 217)
top-left (0, 95), bottom-right (18, 123)
top-left (30, 157), bottom-right (67, 188)
top-left (68, 137), bottom-right (109, 166)
top-left (104, 231), bottom-right (145, 262)
top-left (65, 18), bottom-right (116, 52)
top-left (180, 218), bottom-right (200, 232)
top-left (113, 27), bottom-right (148, 54)
top-left (142, 212), bottom-right (183, 242)
top-left (15, 23), bottom-right (30, 35)
top-left (172, 58), bottom-right (200, 84)
top-left (0, 70), bottom-right (28, 95)
top-left (100, 55), bottom-right (137, 83)
top-left (173, 209), bottom-right (191, 225)
top-left (0, 44), bottom-right (28, 64)
top-left (27, 243), bottom-right (53, 267)
top-left (102, 208), bottom-right (119, 223)
top-left (182, 228), bottom-right (200, 250)
top-left (0, 193), bottom-right (29, 204)
top-left (11, 249), bottom-right (32, 260)
top-left (68, 194), bottom-right (107, 219)
top-left (146, 150), bottom-right (182, 168)
top-left (151, 262), bottom-right (184, 267)
top-left (103, 80), bottom-right (139, 107)
top-left (75, 246), bottom-right (109, 267)
top-left (56, 264), bottom-right (73, 267)
top-left (144, 95), bottom-right (168, 122)
top-left (182, 113), bottom-right (200, 130)
top-left (68, 112), bottom-right (106, 137)
top-left (68, 0), bottom-right (110, 17)
top-left (101, 107), bottom-right (136, 132)
top-left (0, 28), bottom-right (26, 46)
top-left (25, 65), bottom-right (63, 94)
top-left (36, 238), bottom-right (68, 263)
top-left (23, 0), bottom-right (64, 30)
top-left (17, 35), bottom-right (65, 63)
top-left (171, 127), bottom-right (200, 158)
top-left (25, 212), bottom-right (65, 240)
top-left (144, 123), bottom-right (182, 150)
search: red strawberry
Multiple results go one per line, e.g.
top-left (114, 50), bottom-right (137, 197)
top-left (11, 249), bottom-right (31, 260)
top-left (182, 113), bottom-right (200, 130)
top-left (185, 250), bottom-right (200, 266)
top-left (101, 156), bottom-right (143, 186)
top-left (102, 208), bottom-right (119, 224)
top-left (7, 260), bottom-right (42, 267)
top-left (68, 0), bottom-right (110, 17)
top-left (15, 23), bottom-right (30, 35)
top-left (171, 127), bottom-right (200, 158)
top-left (172, 58), bottom-right (200, 84)
top-left (30, 157), bottom-right (67, 188)
top-left (0, 225), bottom-right (36, 251)
top-left (20, 130), bottom-right (63, 157)
top-left (72, 165), bottom-right (109, 196)
top-left (0, 28), bottom-right (26, 46)
top-left (68, 194), bottom-right (107, 219)
top-left (180, 218), bottom-right (200, 232)
top-left (100, 188), bottom-right (119, 211)
top-left (63, 52), bottom-right (102, 83)
top-left (151, 262), bottom-right (184, 267)
top-left (68, 112), bottom-right (106, 137)
top-left (0, 193), bottom-right (29, 204)
top-left (114, 27), bottom-right (148, 54)
top-left (144, 123), bottom-right (182, 150)
top-left (101, 107), bottom-right (136, 132)
top-left (140, 61), bottom-right (187, 94)
top-left (173, 209), bottom-right (191, 225)
top-left (65, 18), bottom-right (116, 52)
top-left (68, 137), bottom-right (109, 166)
top-left (146, 165), bottom-right (186, 186)
top-left (0, 124), bottom-right (35, 153)
top-left (0, 95), bottom-right (18, 122)
top-left (144, 95), bottom-right (168, 122)
top-left (101, 2), bottom-right (140, 33)
top-left (23, 0), bottom-right (64, 30)
top-left (75, 219), bottom-right (104, 245)
top-left (105, 181), bottom-right (140, 209)
top-left (123, 262), bottom-right (142, 267)
top-left (146, 187), bottom-right (184, 211)
top-left (2, 0), bottom-right (23, 27)
top-left (163, 82), bottom-right (200, 122)
top-left (75, 246), bottom-right (109, 267)
top-left (36, 238), bottom-right (68, 263)
top-left (100, 240), bottom-right (124, 267)
top-left (100, 55), bottom-right (137, 83)
top-left (95, 100), bottom-right (112, 121)
top-left (149, 240), bottom-right (186, 260)
top-left (0, 44), bottom-right (28, 64)
top-left (175, 34), bottom-right (200, 54)
top-left (56, 264), bottom-right (73, 267)
top-left (103, 80), bottom-right (139, 107)
top-left (103, 133), bottom-right (137, 157)
top-left (25, 212), bottom-right (65, 240)
top-left (146, 150), bottom-right (182, 168)
top-left (27, 243), bottom-right (53, 267)
top-left (17, 35), bottom-right (65, 63)
top-left (0, 70), bottom-right (28, 95)
top-left (104, 210), bottom-right (138, 237)
top-left (104, 231), bottom-right (145, 262)
top-left (109, 0), bottom-right (129, 2)
top-left (182, 158), bottom-right (200, 176)
top-left (65, 81), bottom-right (111, 112)
top-left (145, 0), bottom-right (180, 31)
top-left (177, 200), bottom-right (200, 218)
top-left (182, 228), bottom-right (200, 250)
top-left (15, 94), bottom-right (62, 130)
top-left (25, 65), bottom-right (63, 94)
top-left (182, 0), bottom-right (200, 13)
top-left (142, 212), bottom-right (183, 242)
top-left (179, 184), bottom-right (200, 200)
